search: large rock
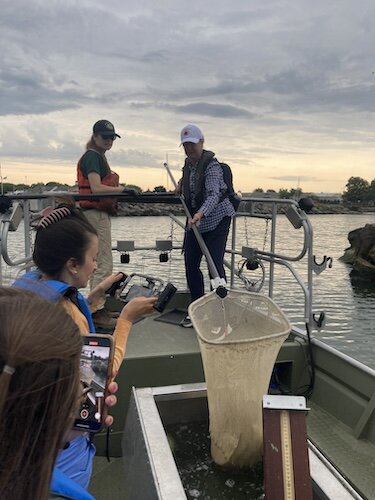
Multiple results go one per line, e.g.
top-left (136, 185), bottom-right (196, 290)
top-left (340, 224), bottom-right (375, 274)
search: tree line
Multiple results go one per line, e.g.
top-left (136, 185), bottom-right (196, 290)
top-left (341, 176), bottom-right (375, 204)
top-left (2, 176), bottom-right (375, 205)
top-left (247, 176), bottom-right (375, 205)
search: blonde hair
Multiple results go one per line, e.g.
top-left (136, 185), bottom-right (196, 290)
top-left (0, 287), bottom-right (82, 500)
top-left (86, 135), bottom-right (111, 172)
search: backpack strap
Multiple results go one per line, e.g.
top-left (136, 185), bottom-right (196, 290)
top-left (202, 157), bottom-right (230, 204)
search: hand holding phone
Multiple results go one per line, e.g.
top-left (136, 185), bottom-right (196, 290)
top-left (74, 334), bottom-right (114, 433)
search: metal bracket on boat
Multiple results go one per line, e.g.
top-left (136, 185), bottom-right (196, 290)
top-left (0, 202), bottom-right (23, 231)
top-left (313, 311), bottom-right (326, 329)
top-left (285, 205), bottom-right (307, 229)
top-left (156, 240), bottom-right (172, 263)
top-left (263, 394), bottom-right (308, 411)
top-left (117, 240), bottom-right (135, 252)
top-left (238, 246), bottom-right (266, 292)
top-left (0, 195), bottom-right (12, 215)
top-left (156, 240), bottom-right (173, 251)
top-left (313, 255), bottom-right (333, 275)
top-left (117, 241), bottom-right (135, 264)
top-left (241, 246), bottom-right (258, 260)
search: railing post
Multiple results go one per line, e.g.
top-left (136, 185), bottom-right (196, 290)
top-left (230, 215), bottom-right (237, 288)
top-left (268, 203), bottom-right (278, 298)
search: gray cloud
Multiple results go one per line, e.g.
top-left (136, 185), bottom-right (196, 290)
top-left (0, 68), bottom-right (85, 116)
top-left (130, 101), bottom-right (256, 119)
top-left (0, 0), bottom-right (374, 190)
top-left (172, 102), bottom-right (257, 119)
top-left (110, 148), bottom-right (160, 169)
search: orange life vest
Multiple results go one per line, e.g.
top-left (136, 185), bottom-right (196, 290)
top-left (77, 151), bottom-right (119, 215)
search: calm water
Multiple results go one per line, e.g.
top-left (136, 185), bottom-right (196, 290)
top-left (1, 213), bottom-right (374, 368)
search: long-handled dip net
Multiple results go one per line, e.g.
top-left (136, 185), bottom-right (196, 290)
top-left (189, 290), bottom-right (291, 468)
top-left (164, 162), bottom-right (291, 468)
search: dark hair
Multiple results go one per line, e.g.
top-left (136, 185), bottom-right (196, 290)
top-left (0, 287), bottom-right (82, 500)
top-left (33, 204), bottom-right (97, 278)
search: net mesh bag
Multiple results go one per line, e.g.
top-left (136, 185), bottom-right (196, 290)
top-left (188, 289), bottom-right (291, 467)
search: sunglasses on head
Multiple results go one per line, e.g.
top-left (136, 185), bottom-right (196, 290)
top-left (100, 134), bottom-right (116, 141)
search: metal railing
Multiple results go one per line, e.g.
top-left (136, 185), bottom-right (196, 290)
top-left (0, 192), bottom-right (331, 331)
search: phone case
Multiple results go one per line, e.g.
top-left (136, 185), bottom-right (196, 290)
top-left (73, 334), bottom-right (114, 433)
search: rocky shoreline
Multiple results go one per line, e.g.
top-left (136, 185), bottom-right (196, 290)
top-left (117, 203), bottom-right (185, 217)
top-left (116, 202), bottom-right (375, 217)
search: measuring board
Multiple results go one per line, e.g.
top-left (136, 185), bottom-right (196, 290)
top-left (263, 395), bottom-right (312, 500)
top-left (280, 410), bottom-right (295, 498)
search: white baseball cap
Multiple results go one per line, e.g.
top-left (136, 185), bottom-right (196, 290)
top-left (180, 124), bottom-right (204, 144)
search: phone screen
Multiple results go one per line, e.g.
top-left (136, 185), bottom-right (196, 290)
top-left (73, 335), bottom-right (113, 432)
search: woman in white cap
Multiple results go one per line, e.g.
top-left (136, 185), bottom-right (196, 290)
top-left (77, 120), bottom-right (125, 329)
top-left (179, 124), bottom-right (235, 327)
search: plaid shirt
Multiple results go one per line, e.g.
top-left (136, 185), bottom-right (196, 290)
top-left (188, 159), bottom-right (235, 233)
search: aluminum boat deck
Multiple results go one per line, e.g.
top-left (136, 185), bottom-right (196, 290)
top-left (90, 294), bottom-right (375, 499)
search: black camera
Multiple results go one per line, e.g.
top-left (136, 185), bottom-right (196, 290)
top-left (153, 283), bottom-right (177, 313)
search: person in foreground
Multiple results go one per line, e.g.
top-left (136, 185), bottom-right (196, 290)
top-left (179, 124), bottom-right (235, 327)
top-left (13, 203), bottom-right (157, 491)
top-left (0, 287), bottom-right (92, 499)
top-left (77, 119), bottom-right (126, 329)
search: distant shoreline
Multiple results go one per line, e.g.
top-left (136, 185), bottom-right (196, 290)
top-left (116, 203), bottom-right (375, 217)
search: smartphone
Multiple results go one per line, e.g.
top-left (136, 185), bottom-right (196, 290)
top-left (73, 334), bottom-right (114, 433)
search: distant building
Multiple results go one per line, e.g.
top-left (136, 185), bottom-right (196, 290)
top-left (241, 191), bottom-right (280, 199)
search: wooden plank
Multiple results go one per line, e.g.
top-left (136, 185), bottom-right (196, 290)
top-left (290, 411), bottom-right (312, 499)
top-left (263, 409), bottom-right (284, 499)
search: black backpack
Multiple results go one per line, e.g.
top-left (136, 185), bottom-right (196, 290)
top-left (183, 153), bottom-right (242, 212)
top-left (219, 162), bottom-right (242, 211)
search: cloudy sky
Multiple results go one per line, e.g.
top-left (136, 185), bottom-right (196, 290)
top-left (1, 0), bottom-right (374, 193)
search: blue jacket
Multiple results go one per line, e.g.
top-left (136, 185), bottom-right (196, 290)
top-left (51, 468), bottom-right (94, 499)
top-left (12, 270), bottom-right (95, 332)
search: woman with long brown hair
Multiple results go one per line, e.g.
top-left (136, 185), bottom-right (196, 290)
top-left (0, 287), bottom-right (85, 499)
top-left (13, 203), bottom-right (156, 491)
